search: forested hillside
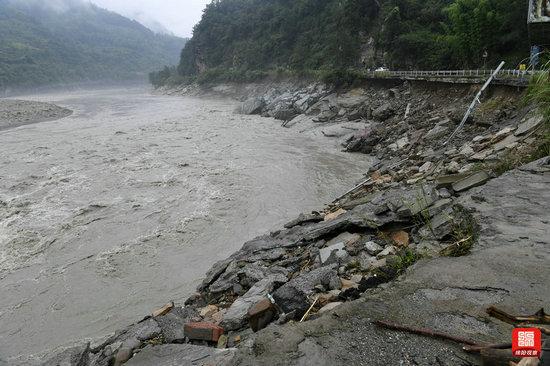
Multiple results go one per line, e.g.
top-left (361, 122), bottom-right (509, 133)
top-left (162, 0), bottom-right (529, 85)
top-left (0, 0), bottom-right (186, 90)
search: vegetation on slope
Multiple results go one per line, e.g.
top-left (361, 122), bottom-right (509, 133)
top-left (0, 0), bottom-right (186, 90)
top-left (151, 0), bottom-right (529, 86)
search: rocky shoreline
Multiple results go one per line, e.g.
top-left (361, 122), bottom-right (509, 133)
top-left (40, 80), bottom-right (549, 366)
top-left (0, 99), bottom-right (72, 131)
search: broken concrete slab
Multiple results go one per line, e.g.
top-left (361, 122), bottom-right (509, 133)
top-left (284, 212), bottom-right (323, 229)
top-left (221, 275), bottom-right (286, 331)
top-left (435, 173), bottom-right (472, 189)
top-left (452, 171), bottom-right (491, 192)
top-left (363, 241), bottom-right (384, 256)
top-left (156, 306), bottom-right (199, 343)
top-left (319, 242), bottom-right (348, 265)
top-left (515, 115), bottom-right (543, 136)
top-left (273, 265), bottom-right (339, 317)
top-left (125, 344), bottom-right (235, 366)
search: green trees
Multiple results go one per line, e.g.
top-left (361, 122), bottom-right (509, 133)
top-left (0, 1), bottom-right (186, 90)
top-left (165, 0), bottom-right (530, 86)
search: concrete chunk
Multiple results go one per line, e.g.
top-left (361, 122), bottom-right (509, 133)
top-left (452, 171), bottom-right (491, 192)
top-left (515, 115), bottom-right (543, 136)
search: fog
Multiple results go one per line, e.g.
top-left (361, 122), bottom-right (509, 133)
top-left (90, 0), bottom-right (211, 37)
top-left (7, 0), bottom-right (211, 37)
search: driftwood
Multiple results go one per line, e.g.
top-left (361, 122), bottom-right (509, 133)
top-left (375, 320), bottom-right (478, 345)
top-left (487, 306), bottom-right (550, 325)
top-left (374, 320), bottom-right (514, 355)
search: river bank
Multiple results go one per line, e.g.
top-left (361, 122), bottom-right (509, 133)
top-left (0, 99), bottom-right (72, 131)
top-left (24, 80), bottom-right (550, 365)
top-left (0, 87), bottom-right (374, 365)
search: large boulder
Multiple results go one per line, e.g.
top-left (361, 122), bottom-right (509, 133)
top-left (41, 344), bottom-right (90, 366)
top-left (221, 274), bottom-right (287, 331)
top-left (239, 97), bottom-right (265, 115)
top-left (372, 103), bottom-right (395, 121)
top-left (126, 344), bottom-right (235, 366)
top-left (273, 265), bottom-right (340, 318)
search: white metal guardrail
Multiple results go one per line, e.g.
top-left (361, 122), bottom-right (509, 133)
top-left (365, 69), bottom-right (538, 79)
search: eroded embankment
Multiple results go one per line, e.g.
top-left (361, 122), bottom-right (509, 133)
top-left (0, 99), bottom-right (72, 130)
top-left (41, 80), bottom-right (550, 366)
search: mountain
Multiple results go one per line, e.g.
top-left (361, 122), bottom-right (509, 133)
top-left (173, 0), bottom-right (528, 83)
top-left (0, 0), bottom-right (187, 90)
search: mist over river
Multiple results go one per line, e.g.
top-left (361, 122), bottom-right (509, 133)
top-left (0, 87), bottom-right (373, 363)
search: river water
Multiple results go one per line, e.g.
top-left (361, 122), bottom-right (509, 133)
top-left (0, 87), bottom-right (373, 364)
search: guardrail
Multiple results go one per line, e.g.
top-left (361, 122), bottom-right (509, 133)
top-left (365, 69), bottom-right (537, 80)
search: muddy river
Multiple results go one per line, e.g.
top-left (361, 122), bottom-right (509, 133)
top-left (0, 87), bottom-right (373, 364)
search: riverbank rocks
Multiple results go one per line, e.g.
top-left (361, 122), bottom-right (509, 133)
top-left (47, 80), bottom-right (547, 365)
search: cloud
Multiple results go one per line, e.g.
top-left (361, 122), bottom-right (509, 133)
top-left (89, 0), bottom-right (210, 37)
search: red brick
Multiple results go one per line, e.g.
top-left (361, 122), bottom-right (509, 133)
top-left (248, 298), bottom-right (277, 332)
top-left (184, 322), bottom-right (224, 342)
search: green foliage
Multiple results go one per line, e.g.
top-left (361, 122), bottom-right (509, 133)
top-left (151, 0), bottom-right (531, 87)
top-left (0, 0), bottom-right (186, 90)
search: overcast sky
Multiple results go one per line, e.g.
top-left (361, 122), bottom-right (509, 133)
top-left (90, 0), bottom-right (211, 37)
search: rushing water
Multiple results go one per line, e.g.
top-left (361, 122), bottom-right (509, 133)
top-left (0, 87), bottom-right (373, 363)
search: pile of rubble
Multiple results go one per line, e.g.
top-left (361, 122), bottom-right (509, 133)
top-left (44, 81), bottom-right (547, 365)
top-left (44, 177), bottom-right (487, 365)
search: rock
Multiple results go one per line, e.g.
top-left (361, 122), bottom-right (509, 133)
top-left (272, 108), bottom-right (297, 121)
top-left (515, 115), bottom-right (543, 136)
top-left (248, 298), bottom-right (277, 332)
top-left (221, 275), bottom-right (286, 331)
top-left (340, 278), bottom-right (357, 290)
top-left (324, 208), bottom-right (347, 221)
top-left (390, 231), bottom-right (409, 247)
top-left (319, 242), bottom-right (348, 265)
top-left (395, 136), bottom-right (409, 150)
top-left (419, 161), bottom-right (433, 173)
top-left (446, 161), bottom-right (460, 173)
top-left (41, 344), bottom-right (90, 366)
top-left (273, 266), bottom-right (339, 318)
top-left (284, 212), bottom-right (323, 229)
top-left (156, 307), bottom-right (199, 343)
top-left (372, 103), bottom-right (394, 121)
top-left (114, 347), bottom-right (133, 366)
top-left (435, 173), bottom-right (472, 189)
top-left (419, 207), bottom-right (455, 240)
top-left (493, 126), bottom-right (515, 140)
top-left (125, 344), bottom-right (234, 366)
top-left (239, 97), bottom-right (264, 115)
top-left (425, 125), bottom-right (449, 139)
top-left (318, 302), bottom-right (343, 314)
top-left (184, 322), bottom-right (224, 342)
top-left (317, 291), bottom-right (340, 306)
top-left (493, 134), bottom-right (519, 152)
top-left (198, 258), bottom-right (233, 291)
top-left (152, 302), bottom-right (174, 318)
top-left (459, 144), bottom-right (475, 158)
top-left (438, 188), bottom-right (452, 198)
top-left (452, 171), bottom-right (491, 192)
top-left (377, 246), bottom-right (398, 259)
top-left (363, 241), bottom-right (384, 256)
top-left (217, 334), bottom-right (229, 349)
top-left (200, 305), bottom-right (219, 319)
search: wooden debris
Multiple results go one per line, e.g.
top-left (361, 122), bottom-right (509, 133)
top-left (487, 306), bottom-right (550, 325)
top-left (300, 296), bottom-right (319, 322)
top-left (152, 301), bottom-right (174, 317)
top-left (374, 320), bottom-right (477, 346)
